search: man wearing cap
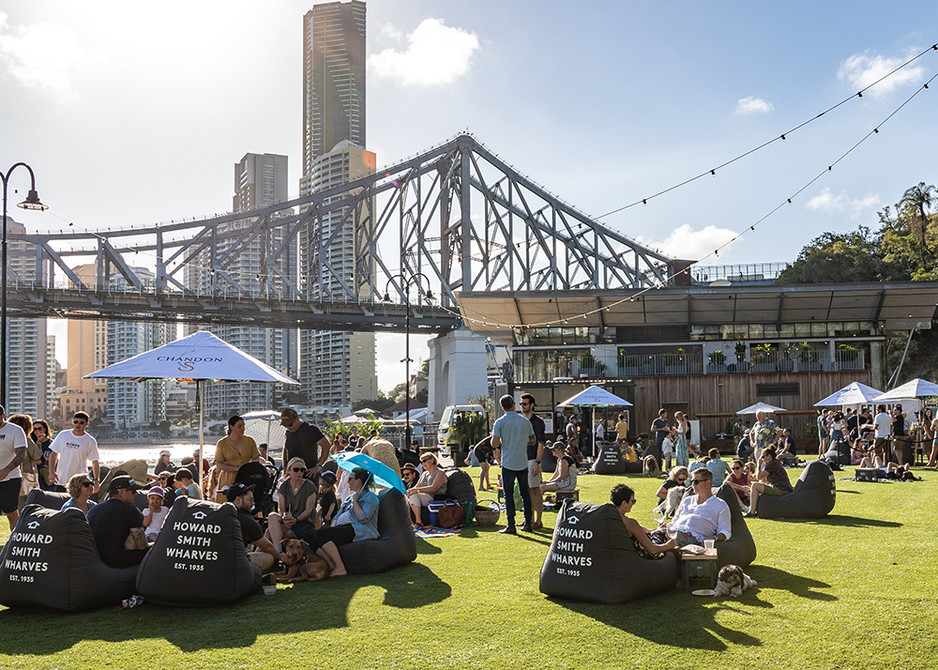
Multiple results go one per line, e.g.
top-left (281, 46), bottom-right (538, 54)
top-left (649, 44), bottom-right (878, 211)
top-left (227, 483), bottom-right (286, 572)
top-left (280, 408), bottom-right (330, 478)
top-left (87, 475), bottom-right (149, 568)
top-left (0, 404), bottom-right (28, 531)
top-left (48, 411), bottom-right (100, 493)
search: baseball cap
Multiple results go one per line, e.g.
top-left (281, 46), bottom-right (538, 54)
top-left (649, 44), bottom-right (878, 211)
top-left (225, 482), bottom-right (255, 501)
top-left (318, 470), bottom-right (337, 484)
top-left (147, 486), bottom-right (165, 498)
top-left (159, 449), bottom-right (171, 457)
top-left (109, 475), bottom-right (143, 494)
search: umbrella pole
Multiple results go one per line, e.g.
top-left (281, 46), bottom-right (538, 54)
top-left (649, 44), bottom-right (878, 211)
top-left (198, 379), bottom-right (204, 497)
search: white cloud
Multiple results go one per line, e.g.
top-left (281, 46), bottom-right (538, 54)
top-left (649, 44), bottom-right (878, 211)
top-left (638, 224), bottom-right (738, 262)
top-left (734, 96), bottom-right (774, 115)
top-left (806, 187), bottom-right (880, 219)
top-left (838, 50), bottom-right (924, 98)
top-left (369, 18), bottom-right (479, 87)
top-left (0, 10), bottom-right (85, 98)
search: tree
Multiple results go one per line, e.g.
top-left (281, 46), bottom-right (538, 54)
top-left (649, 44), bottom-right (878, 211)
top-left (898, 182), bottom-right (937, 266)
top-left (777, 227), bottom-right (886, 284)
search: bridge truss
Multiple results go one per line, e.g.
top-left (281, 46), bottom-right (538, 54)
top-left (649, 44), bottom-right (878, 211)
top-left (6, 134), bottom-right (679, 333)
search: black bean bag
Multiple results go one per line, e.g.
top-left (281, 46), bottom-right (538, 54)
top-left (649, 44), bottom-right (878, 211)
top-left (443, 469), bottom-right (476, 506)
top-left (539, 499), bottom-right (679, 604)
top-left (592, 443), bottom-right (626, 474)
top-left (541, 448), bottom-right (557, 474)
top-left (0, 504), bottom-right (138, 611)
top-left (24, 488), bottom-right (70, 510)
top-left (338, 488), bottom-right (417, 575)
top-left (822, 439), bottom-right (851, 466)
top-left (756, 460), bottom-right (836, 519)
top-left (715, 483), bottom-right (757, 568)
top-left (134, 497), bottom-right (261, 606)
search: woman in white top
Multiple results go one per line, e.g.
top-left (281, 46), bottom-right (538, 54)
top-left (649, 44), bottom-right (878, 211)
top-left (673, 411), bottom-right (690, 467)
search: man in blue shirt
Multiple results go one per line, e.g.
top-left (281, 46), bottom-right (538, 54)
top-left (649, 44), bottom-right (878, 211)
top-left (492, 395), bottom-right (534, 534)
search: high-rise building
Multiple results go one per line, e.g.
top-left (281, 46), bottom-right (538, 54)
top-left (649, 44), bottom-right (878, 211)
top-left (300, 1), bottom-right (376, 415)
top-left (3, 217), bottom-right (51, 417)
top-left (303, 0), bottom-right (366, 175)
top-left (185, 153), bottom-right (296, 417)
top-left (61, 264), bottom-right (108, 423)
top-left (107, 268), bottom-right (172, 429)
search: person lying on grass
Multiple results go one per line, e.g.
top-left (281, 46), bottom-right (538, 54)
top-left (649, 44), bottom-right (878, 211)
top-left (651, 467), bottom-right (730, 547)
top-left (611, 484), bottom-right (677, 559)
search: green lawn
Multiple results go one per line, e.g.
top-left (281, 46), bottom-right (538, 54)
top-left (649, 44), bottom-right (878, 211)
top-left (2, 464), bottom-right (936, 669)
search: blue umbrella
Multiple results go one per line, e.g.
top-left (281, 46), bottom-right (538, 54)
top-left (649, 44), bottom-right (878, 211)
top-left (332, 452), bottom-right (406, 493)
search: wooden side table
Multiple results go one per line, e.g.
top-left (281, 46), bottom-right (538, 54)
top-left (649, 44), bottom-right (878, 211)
top-left (680, 548), bottom-right (718, 590)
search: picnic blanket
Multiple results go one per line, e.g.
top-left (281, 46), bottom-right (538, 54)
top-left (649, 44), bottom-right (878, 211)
top-left (414, 526), bottom-right (463, 538)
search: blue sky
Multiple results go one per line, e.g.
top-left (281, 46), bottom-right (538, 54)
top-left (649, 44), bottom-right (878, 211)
top-left (2, 1), bottom-right (937, 390)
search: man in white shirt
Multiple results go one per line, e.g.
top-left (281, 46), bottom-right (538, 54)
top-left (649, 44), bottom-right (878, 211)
top-left (0, 404), bottom-right (28, 531)
top-left (871, 404), bottom-right (892, 464)
top-left (49, 411), bottom-right (100, 493)
top-left (662, 468), bottom-right (731, 546)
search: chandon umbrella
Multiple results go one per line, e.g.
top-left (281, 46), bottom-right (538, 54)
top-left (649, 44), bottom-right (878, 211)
top-left (557, 385), bottom-right (633, 457)
top-left (86, 331), bottom-right (298, 486)
top-left (736, 402), bottom-right (788, 415)
top-left (873, 378), bottom-right (938, 401)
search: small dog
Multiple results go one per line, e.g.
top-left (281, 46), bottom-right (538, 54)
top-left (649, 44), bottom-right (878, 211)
top-left (704, 564), bottom-right (757, 598)
top-left (273, 539), bottom-right (330, 583)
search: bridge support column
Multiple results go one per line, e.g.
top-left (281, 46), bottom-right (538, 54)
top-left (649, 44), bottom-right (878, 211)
top-left (427, 328), bottom-right (488, 422)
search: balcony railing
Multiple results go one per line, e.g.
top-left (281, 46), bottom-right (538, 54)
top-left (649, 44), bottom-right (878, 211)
top-left (617, 353), bottom-right (704, 377)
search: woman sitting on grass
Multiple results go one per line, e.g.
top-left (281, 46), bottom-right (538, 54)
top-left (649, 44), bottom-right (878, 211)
top-left (611, 484), bottom-right (677, 559)
top-left (541, 443), bottom-right (578, 494)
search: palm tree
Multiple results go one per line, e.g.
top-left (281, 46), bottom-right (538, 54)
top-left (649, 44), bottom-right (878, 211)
top-left (898, 182), bottom-right (937, 265)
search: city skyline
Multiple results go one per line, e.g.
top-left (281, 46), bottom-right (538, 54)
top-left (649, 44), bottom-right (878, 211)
top-left (2, 1), bottom-right (937, 392)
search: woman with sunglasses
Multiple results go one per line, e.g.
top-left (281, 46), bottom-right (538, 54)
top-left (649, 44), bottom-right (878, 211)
top-left (61, 473), bottom-right (97, 515)
top-left (31, 420), bottom-right (54, 490)
top-left (611, 484), bottom-right (677, 559)
top-left (266, 457), bottom-right (318, 550)
top-left (654, 466), bottom-right (689, 519)
top-left (406, 453), bottom-right (448, 528)
top-left (725, 458), bottom-right (752, 510)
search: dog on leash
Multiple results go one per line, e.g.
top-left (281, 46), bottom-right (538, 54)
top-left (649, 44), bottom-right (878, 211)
top-left (704, 564), bottom-right (757, 598)
top-left (273, 539), bottom-right (330, 583)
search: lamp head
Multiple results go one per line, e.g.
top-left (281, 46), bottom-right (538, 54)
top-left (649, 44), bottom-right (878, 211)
top-left (18, 189), bottom-right (48, 211)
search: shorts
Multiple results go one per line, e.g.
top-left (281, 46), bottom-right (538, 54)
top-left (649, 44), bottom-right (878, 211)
top-left (0, 478), bottom-right (21, 514)
top-left (528, 459), bottom-right (543, 488)
top-left (761, 484), bottom-right (789, 496)
top-left (247, 551), bottom-right (274, 572)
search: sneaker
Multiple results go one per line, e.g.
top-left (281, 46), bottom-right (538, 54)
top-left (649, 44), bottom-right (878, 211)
top-left (521, 523), bottom-right (533, 532)
top-left (743, 512), bottom-right (758, 518)
top-left (498, 526), bottom-right (517, 535)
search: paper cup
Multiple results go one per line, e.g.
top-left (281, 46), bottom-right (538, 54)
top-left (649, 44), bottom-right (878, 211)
top-left (704, 539), bottom-right (715, 550)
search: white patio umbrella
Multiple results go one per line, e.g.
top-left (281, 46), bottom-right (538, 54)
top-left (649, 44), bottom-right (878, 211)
top-left (873, 378), bottom-right (938, 401)
top-left (86, 331), bottom-right (298, 487)
top-left (814, 382), bottom-right (883, 407)
top-left (241, 410), bottom-right (287, 463)
top-left (557, 385), bottom-right (633, 457)
top-left (736, 402), bottom-right (788, 415)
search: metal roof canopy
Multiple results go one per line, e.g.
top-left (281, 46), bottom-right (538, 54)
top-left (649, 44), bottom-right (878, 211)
top-left (456, 282), bottom-right (938, 338)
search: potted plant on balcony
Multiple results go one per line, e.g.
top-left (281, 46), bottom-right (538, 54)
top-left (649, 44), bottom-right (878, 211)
top-left (734, 341), bottom-right (748, 372)
top-left (619, 354), bottom-right (640, 375)
top-left (751, 343), bottom-right (777, 373)
top-left (708, 350), bottom-right (727, 373)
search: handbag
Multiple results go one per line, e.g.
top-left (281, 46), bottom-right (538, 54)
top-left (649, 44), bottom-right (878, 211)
top-left (437, 499), bottom-right (464, 528)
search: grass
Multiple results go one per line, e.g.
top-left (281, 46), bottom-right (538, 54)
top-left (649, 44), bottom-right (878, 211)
top-left (2, 462), bottom-right (937, 669)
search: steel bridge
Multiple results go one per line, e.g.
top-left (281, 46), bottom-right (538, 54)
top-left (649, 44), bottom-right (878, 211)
top-left (5, 134), bottom-right (680, 333)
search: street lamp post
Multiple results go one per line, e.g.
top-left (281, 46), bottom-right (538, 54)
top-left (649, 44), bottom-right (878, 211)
top-left (1, 163), bottom-right (48, 408)
top-left (384, 272), bottom-right (433, 450)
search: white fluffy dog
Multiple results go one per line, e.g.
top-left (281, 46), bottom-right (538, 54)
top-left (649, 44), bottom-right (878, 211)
top-left (706, 564), bottom-right (757, 598)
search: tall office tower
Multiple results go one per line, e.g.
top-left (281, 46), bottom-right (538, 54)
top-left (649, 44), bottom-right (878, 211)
top-left (185, 153), bottom-right (296, 418)
top-left (303, 0), bottom-right (366, 175)
top-left (300, 1), bottom-right (376, 414)
top-left (45, 335), bottom-right (58, 417)
top-left (3, 218), bottom-right (51, 417)
top-left (61, 264), bottom-right (108, 423)
top-left (107, 269), bottom-right (172, 429)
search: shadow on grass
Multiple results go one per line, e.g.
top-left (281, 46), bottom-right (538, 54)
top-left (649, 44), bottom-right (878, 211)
top-left (416, 537), bottom-right (442, 554)
top-left (766, 514), bottom-right (900, 529)
top-left (550, 565), bottom-right (835, 650)
top-left (0, 562), bottom-right (450, 655)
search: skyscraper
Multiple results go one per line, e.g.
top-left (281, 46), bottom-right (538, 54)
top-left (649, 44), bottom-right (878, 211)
top-left (300, 1), bottom-right (377, 414)
top-left (3, 218), bottom-right (51, 417)
top-left (303, 1), bottom-right (366, 175)
top-left (185, 152), bottom-right (296, 417)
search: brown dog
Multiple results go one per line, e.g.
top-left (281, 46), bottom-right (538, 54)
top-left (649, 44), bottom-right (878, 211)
top-left (273, 539), bottom-right (330, 583)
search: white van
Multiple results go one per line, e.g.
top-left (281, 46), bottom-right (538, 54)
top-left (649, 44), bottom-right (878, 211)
top-left (438, 404), bottom-right (488, 460)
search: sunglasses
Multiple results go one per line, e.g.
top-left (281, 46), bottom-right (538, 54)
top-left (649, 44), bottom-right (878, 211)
top-left (73, 419), bottom-right (87, 425)
top-left (678, 477), bottom-right (687, 482)
top-left (81, 481), bottom-right (93, 488)
top-left (290, 467), bottom-right (306, 473)
top-left (691, 479), bottom-right (707, 484)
